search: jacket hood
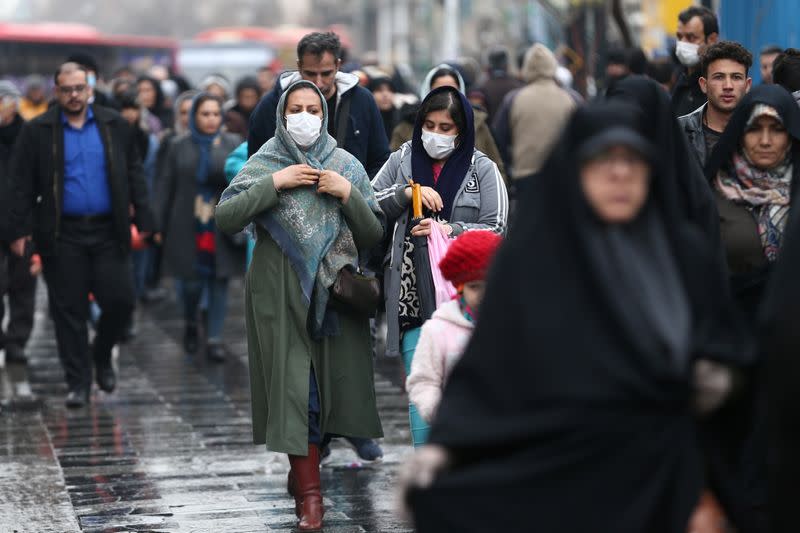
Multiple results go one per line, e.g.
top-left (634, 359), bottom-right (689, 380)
top-left (420, 64), bottom-right (466, 99)
top-left (431, 299), bottom-right (474, 329)
top-left (279, 70), bottom-right (360, 100)
top-left (522, 44), bottom-right (558, 83)
top-left (793, 89), bottom-right (800, 106)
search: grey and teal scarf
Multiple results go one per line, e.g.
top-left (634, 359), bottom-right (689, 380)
top-left (219, 80), bottom-right (381, 338)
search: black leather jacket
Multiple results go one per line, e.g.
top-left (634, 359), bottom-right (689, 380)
top-left (678, 103), bottom-right (707, 168)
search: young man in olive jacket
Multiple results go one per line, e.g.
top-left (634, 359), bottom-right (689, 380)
top-left (8, 63), bottom-right (155, 408)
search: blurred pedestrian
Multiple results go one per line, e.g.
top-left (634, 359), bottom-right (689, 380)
top-left (405, 230), bottom-right (501, 429)
top-left (225, 76), bottom-right (261, 136)
top-left (199, 74), bottom-right (231, 103)
top-left (647, 57), bottom-right (678, 93)
top-left (402, 101), bottom-right (753, 533)
top-left (117, 91), bottom-right (160, 308)
top-left (367, 73), bottom-right (399, 141)
top-left (217, 80), bottom-right (385, 532)
top-left (759, 45), bottom-right (782, 85)
top-left (702, 84), bottom-right (800, 532)
top-left (679, 41), bottom-right (753, 168)
top-left (248, 31), bottom-right (390, 179)
top-left (476, 47), bottom-right (523, 122)
top-left (8, 62), bottom-right (155, 407)
top-left (772, 48), bottom-right (800, 104)
top-left (0, 81), bottom-right (39, 365)
top-left (391, 65), bottom-right (507, 183)
top-left (491, 43), bottom-right (575, 192)
top-left (605, 46), bottom-right (632, 88)
top-left (672, 6), bottom-right (720, 117)
top-left (18, 75), bottom-right (48, 121)
top-left (607, 76), bottom-right (721, 253)
top-left (66, 52), bottom-right (114, 109)
top-left (372, 86), bottom-right (508, 447)
top-left (155, 93), bottom-right (243, 361)
top-left (760, 139), bottom-right (800, 533)
top-left (136, 76), bottom-right (170, 134)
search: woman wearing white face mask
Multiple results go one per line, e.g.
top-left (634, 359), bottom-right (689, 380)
top-left (372, 86), bottom-right (509, 447)
top-left (216, 80), bottom-right (385, 532)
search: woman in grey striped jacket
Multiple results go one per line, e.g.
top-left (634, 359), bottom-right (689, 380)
top-left (371, 86), bottom-right (508, 447)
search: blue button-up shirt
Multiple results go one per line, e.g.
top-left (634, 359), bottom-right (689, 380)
top-left (62, 107), bottom-right (112, 215)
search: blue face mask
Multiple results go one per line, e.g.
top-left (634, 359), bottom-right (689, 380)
top-left (87, 73), bottom-right (97, 89)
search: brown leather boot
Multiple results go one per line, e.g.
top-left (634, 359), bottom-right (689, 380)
top-left (288, 445), bottom-right (324, 531)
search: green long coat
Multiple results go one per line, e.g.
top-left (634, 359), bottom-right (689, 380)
top-left (215, 175), bottom-right (384, 455)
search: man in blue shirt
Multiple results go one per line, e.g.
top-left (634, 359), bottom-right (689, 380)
top-left (9, 62), bottom-right (155, 408)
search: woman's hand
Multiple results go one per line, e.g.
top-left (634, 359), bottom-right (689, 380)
top-left (397, 444), bottom-right (451, 519)
top-left (273, 164), bottom-right (320, 191)
top-left (404, 185), bottom-right (443, 213)
top-left (411, 218), bottom-right (451, 238)
top-left (317, 170), bottom-right (353, 203)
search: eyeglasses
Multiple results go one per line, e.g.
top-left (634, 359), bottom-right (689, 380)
top-left (57, 84), bottom-right (87, 96)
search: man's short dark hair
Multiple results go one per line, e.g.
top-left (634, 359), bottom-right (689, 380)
top-left (678, 6), bottom-right (719, 39)
top-left (53, 62), bottom-right (89, 86)
top-left (761, 44), bottom-right (783, 56)
top-left (66, 52), bottom-right (99, 75)
top-left (700, 41), bottom-right (753, 78)
top-left (297, 32), bottom-right (342, 62)
top-left (488, 48), bottom-right (509, 71)
top-left (773, 48), bottom-right (800, 92)
top-left (607, 47), bottom-right (628, 66)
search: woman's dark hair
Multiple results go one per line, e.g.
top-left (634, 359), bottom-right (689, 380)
top-left (193, 94), bottom-right (223, 115)
top-left (117, 90), bottom-right (140, 111)
top-left (418, 88), bottom-right (467, 143)
top-left (430, 67), bottom-right (461, 89)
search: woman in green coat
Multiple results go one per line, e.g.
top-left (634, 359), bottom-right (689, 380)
top-left (216, 80), bottom-right (384, 532)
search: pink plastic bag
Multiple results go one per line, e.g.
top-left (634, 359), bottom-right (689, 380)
top-left (428, 224), bottom-right (458, 308)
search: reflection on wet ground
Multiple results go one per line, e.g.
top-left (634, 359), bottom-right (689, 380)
top-left (1, 281), bottom-right (414, 532)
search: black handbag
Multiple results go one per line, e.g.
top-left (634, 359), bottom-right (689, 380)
top-left (330, 265), bottom-right (382, 317)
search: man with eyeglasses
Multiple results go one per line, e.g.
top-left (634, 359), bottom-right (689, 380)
top-left (8, 62), bottom-right (154, 408)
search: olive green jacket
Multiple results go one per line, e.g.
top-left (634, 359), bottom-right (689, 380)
top-left (216, 175), bottom-right (384, 454)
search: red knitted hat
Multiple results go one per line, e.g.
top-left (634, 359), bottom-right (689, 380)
top-left (439, 230), bottom-right (503, 286)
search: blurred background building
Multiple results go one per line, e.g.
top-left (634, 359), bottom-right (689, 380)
top-left (1, 0), bottom-right (797, 89)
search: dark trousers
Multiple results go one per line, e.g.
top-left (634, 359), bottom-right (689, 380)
top-left (0, 243), bottom-right (37, 351)
top-left (42, 218), bottom-right (134, 391)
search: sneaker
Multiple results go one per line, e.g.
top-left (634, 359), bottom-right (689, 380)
top-left (346, 437), bottom-right (383, 462)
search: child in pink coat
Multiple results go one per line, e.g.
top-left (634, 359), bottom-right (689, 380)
top-left (406, 230), bottom-right (503, 427)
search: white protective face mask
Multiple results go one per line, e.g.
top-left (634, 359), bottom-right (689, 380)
top-left (675, 41), bottom-right (701, 67)
top-left (421, 129), bottom-right (457, 160)
top-left (285, 112), bottom-right (322, 149)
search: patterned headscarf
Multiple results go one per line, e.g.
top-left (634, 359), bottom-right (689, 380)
top-left (715, 104), bottom-right (792, 261)
top-left (219, 80), bottom-right (382, 338)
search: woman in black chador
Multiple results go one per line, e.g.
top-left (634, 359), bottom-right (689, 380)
top-left (403, 102), bottom-right (754, 532)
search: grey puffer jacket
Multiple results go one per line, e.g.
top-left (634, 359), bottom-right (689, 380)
top-left (372, 142), bottom-right (509, 357)
top-left (678, 103), bottom-right (706, 168)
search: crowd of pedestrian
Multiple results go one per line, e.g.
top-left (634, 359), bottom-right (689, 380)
top-left (3, 6), bottom-right (800, 530)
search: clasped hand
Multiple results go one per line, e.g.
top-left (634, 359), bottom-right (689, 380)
top-left (273, 164), bottom-right (352, 203)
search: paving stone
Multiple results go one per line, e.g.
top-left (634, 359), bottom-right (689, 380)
top-left (0, 283), bottom-right (415, 531)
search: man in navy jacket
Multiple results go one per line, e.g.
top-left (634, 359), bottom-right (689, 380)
top-left (247, 31), bottom-right (390, 178)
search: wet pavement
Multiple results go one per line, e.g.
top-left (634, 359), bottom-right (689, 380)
top-left (1, 280), bottom-right (414, 532)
